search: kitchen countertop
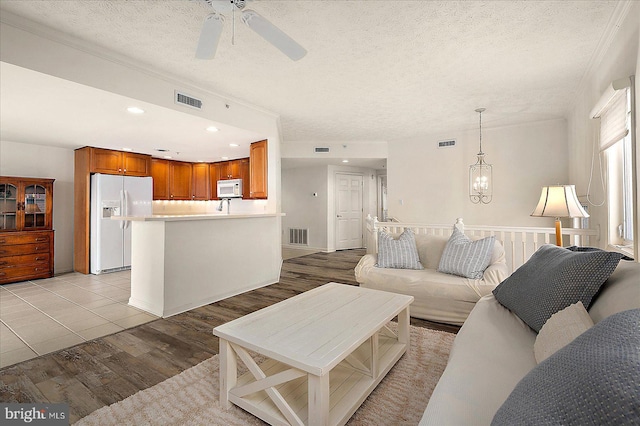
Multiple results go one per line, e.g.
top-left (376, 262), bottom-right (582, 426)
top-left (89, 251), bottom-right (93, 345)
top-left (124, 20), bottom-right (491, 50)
top-left (112, 213), bottom-right (282, 222)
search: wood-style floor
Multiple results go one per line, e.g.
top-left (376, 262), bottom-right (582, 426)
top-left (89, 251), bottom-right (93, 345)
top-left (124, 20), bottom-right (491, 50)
top-left (0, 249), bottom-right (459, 423)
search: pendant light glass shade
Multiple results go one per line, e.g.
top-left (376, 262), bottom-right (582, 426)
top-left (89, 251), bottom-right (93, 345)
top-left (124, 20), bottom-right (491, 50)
top-left (469, 108), bottom-right (493, 204)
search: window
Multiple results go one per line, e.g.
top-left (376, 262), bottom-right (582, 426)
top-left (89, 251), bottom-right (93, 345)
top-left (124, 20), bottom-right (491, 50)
top-left (604, 88), bottom-right (633, 248)
top-left (590, 76), bottom-right (635, 256)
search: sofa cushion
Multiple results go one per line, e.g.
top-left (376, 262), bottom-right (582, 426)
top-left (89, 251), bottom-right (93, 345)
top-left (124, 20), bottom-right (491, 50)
top-left (438, 227), bottom-right (495, 279)
top-left (376, 228), bottom-right (423, 269)
top-left (492, 308), bottom-right (640, 426)
top-left (492, 244), bottom-right (626, 332)
top-left (533, 301), bottom-right (593, 363)
top-left (588, 259), bottom-right (640, 323)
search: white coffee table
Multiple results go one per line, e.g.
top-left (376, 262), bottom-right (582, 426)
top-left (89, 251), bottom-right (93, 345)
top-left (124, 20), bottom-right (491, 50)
top-left (213, 282), bottom-right (414, 426)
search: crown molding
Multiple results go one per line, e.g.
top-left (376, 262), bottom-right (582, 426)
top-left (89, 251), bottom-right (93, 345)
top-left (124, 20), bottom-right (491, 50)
top-left (571, 0), bottom-right (635, 107)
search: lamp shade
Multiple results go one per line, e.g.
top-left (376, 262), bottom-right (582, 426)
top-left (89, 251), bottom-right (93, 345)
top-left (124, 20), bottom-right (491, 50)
top-left (531, 185), bottom-right (589, 218)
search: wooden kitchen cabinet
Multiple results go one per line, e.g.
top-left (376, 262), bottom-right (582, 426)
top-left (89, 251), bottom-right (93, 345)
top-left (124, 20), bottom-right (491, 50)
top-left (169, 161), bottom-right (192, 200)
top-left (240, 158), bottom-right (250, 199)
top-left (209, 162), bottom-right (222, 200)
top-left (151, 159), bottom-right (170, 200)
top-left (218, 160), bottom-right (243, 180)
top-left (90, 147), bottom-right (151, 176)
top-left (0, 176), bottom-right (55, 284)
top-left (151, 159), bottom-right (192, 200)
top-left (191, 163), bottom-right (210, 200)
top-left (249, 140), bottom-right (268, 199)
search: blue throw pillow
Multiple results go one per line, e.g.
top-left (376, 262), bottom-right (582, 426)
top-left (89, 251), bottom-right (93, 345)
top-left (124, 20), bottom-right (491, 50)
top-left (492, 245), bottom-right (626, 332)
top-left (376, 228), bottom-right (423, 270)
top-left (492, 308), bottom-right (640, 426)
top-left (437, 227), bottom-right (495, 279)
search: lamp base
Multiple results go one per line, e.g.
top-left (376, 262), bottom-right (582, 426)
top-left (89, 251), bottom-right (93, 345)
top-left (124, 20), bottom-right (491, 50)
top-left (555, 219), bottom-right (563, 247)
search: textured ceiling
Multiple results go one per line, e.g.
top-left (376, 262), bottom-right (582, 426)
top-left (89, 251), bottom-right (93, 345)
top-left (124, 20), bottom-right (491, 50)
top-left (0, 0), bottom-right (620, 146)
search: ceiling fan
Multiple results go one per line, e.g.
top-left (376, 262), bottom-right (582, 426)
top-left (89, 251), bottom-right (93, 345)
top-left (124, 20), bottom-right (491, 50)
top-left (195, 0), bottom-right (307, 61)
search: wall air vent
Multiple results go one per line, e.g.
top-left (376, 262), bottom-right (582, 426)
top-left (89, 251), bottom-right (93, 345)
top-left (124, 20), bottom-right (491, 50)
top-left (315, 147), bottom-right (330, 153)
top-left (289, 228), bottom-right (309, 245)
top-left (438, 139), bottom-right (456, 148)
top-left (175, 91), bottom-right (203, 110)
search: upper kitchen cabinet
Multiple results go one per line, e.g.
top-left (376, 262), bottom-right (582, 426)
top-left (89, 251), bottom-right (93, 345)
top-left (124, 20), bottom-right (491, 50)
top-left (151, 159), bottom-right (192, 200)
top-left (151, 159), bottom-right (170, 200)
top-left (209, 162), bottom-right (221, 200)
top-left (191, 163), bottom-right (210, 200)
top-left (90, 147), bottom-right (151, 176)
top-left (169, 161), bottom-right (192, 200)
top-left (218, 159), bottom-right (244, 180)
top-left (250, 140), bottom-right (268, 199)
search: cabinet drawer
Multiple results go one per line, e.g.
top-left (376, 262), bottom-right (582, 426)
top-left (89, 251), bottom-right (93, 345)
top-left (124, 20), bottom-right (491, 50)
top-left (0, 232), bottom-right (50, 245)
top-left (0, 244), bottom-right (50, 257)
top-left (0, 253), bottom-right (50, 268)
top-left (0, 265), bottom-right (51, 283)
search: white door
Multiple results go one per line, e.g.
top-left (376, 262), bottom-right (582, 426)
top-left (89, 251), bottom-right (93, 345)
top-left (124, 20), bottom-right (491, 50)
top-left (335, 173), bottom-right (363, 250)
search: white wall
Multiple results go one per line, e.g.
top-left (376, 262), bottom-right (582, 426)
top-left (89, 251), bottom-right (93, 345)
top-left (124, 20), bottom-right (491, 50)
top-left (282, 166), bottom-right (328, 250)
top-left (567, 3), bottom-right (639, 251)
top-left (388, 119), bottom-right (568, 227)
top-left (282, 164), bottom-right (379, 252)
top-left (0, 140), bottom-right (75, 273)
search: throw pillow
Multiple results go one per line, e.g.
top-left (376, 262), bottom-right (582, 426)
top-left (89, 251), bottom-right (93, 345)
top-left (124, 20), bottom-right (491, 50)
top-left (376, 228), bottom-right (423, 270)
top-left (492, 308), bottom-right (640, 426)
top-left (492, 244), bottom-right (626, 332)
top-left (437, 227), bottom-right (495, 279)
top-left (533, 301), bottom-right (593, 363)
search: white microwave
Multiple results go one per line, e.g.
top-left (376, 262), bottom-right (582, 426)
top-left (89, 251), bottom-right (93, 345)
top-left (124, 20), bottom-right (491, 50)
top-left (217, 179), bottom-right (243, 198)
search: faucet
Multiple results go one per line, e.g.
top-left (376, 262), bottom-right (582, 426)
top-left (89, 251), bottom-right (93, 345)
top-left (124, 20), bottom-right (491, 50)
top-left (217, 198), bottom-right (231, 214)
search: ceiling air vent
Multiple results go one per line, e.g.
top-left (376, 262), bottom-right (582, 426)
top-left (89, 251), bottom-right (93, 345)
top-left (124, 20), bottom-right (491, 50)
top-left (175, 91), bottom-right (203, 110)
top-left (438, 139), bottom-right (456, 149)
top-left (315, 147), bottom-right (330, 153)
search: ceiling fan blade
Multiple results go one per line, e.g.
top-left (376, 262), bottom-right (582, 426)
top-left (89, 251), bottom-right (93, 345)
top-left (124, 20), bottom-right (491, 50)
top-left (196, 13), bottom-right (225, 60)
top-left (241, 9), bottom-right (307, 61)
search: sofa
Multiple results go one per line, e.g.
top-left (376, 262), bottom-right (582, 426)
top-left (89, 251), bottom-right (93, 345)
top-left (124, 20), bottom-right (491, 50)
top-left (355, 231), bottom-right (509, 325)
top-left (420, 248), bottom-right (640, 425)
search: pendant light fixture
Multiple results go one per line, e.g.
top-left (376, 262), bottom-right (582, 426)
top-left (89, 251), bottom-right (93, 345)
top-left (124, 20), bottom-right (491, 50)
top-left (469, 108), bottom-right (493, 204)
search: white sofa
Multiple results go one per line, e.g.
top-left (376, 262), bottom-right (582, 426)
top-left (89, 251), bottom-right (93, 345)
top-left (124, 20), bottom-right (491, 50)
top-left (354, 233), bottom-right (509, 325)
top-left (420, 258), bottom-right (640, 425)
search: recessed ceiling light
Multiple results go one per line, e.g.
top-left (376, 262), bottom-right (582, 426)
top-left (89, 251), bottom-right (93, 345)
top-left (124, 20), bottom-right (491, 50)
top-left (221, 156), bottom-right (229, 160)
top-left (342, 159), bottom-right (349, 163)
top-left (164, 155), bottom-right (173, 159)
top-left (206, 126), bottom-right (219, 132)
top-left (122, 147), bottom-right (133, 152)
top-left (229, 143), bottom-right (239, 147)
top-left (127, 106), bottom-right (145, 114)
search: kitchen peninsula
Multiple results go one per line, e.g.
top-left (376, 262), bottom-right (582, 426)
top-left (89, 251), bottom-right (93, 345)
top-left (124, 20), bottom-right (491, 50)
top-left (118, 212), bottom-right (282, 317)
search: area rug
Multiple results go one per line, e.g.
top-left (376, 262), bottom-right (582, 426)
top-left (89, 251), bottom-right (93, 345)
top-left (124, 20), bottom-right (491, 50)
top-left (74, 325), bottom-right (455, 425)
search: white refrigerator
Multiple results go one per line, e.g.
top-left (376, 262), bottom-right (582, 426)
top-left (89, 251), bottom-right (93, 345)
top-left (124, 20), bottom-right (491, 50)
top-left (90, 173), bottom-right (153, 274)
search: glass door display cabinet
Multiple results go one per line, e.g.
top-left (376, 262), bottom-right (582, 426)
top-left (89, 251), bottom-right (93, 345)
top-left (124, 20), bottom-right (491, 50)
top-left (0, 177), bottom-right (55, 284)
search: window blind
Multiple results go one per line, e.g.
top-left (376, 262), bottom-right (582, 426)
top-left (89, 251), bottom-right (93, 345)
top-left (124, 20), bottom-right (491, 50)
top-left (590, 76), bottom-right (631, 151)
top-left (597, 89), bottom-right (629, 151)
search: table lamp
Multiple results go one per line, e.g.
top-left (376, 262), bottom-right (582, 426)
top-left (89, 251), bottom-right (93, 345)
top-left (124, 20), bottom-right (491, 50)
top-left (531, 185), bottom-right (589, 246)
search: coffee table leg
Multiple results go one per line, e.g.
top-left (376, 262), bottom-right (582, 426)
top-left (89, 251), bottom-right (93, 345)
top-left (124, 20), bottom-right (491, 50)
top-left (219, 339), bottom-right (237, 409)
top-left (398, 306), bottom-right (410, 352)
top-left (308, 373), bottom-right (330, 426)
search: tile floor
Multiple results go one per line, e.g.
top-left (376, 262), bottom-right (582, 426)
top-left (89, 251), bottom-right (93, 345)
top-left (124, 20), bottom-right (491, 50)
top-left (0, 270), bottom-right (158, 368)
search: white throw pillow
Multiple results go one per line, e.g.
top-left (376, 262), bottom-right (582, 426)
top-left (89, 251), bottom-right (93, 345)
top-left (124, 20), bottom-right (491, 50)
top-left (534, 301), bottom-right (594, 363)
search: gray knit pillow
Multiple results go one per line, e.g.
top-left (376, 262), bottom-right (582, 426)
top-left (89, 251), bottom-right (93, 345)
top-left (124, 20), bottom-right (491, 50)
top-left (437, 227), bottom-right (495, 279)
top-left (376, 229), bottom-right (423, 270)
top-left (492, 245), bottom-right (626, 332)
top-left (492, 308), bottom-right (640, 426)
